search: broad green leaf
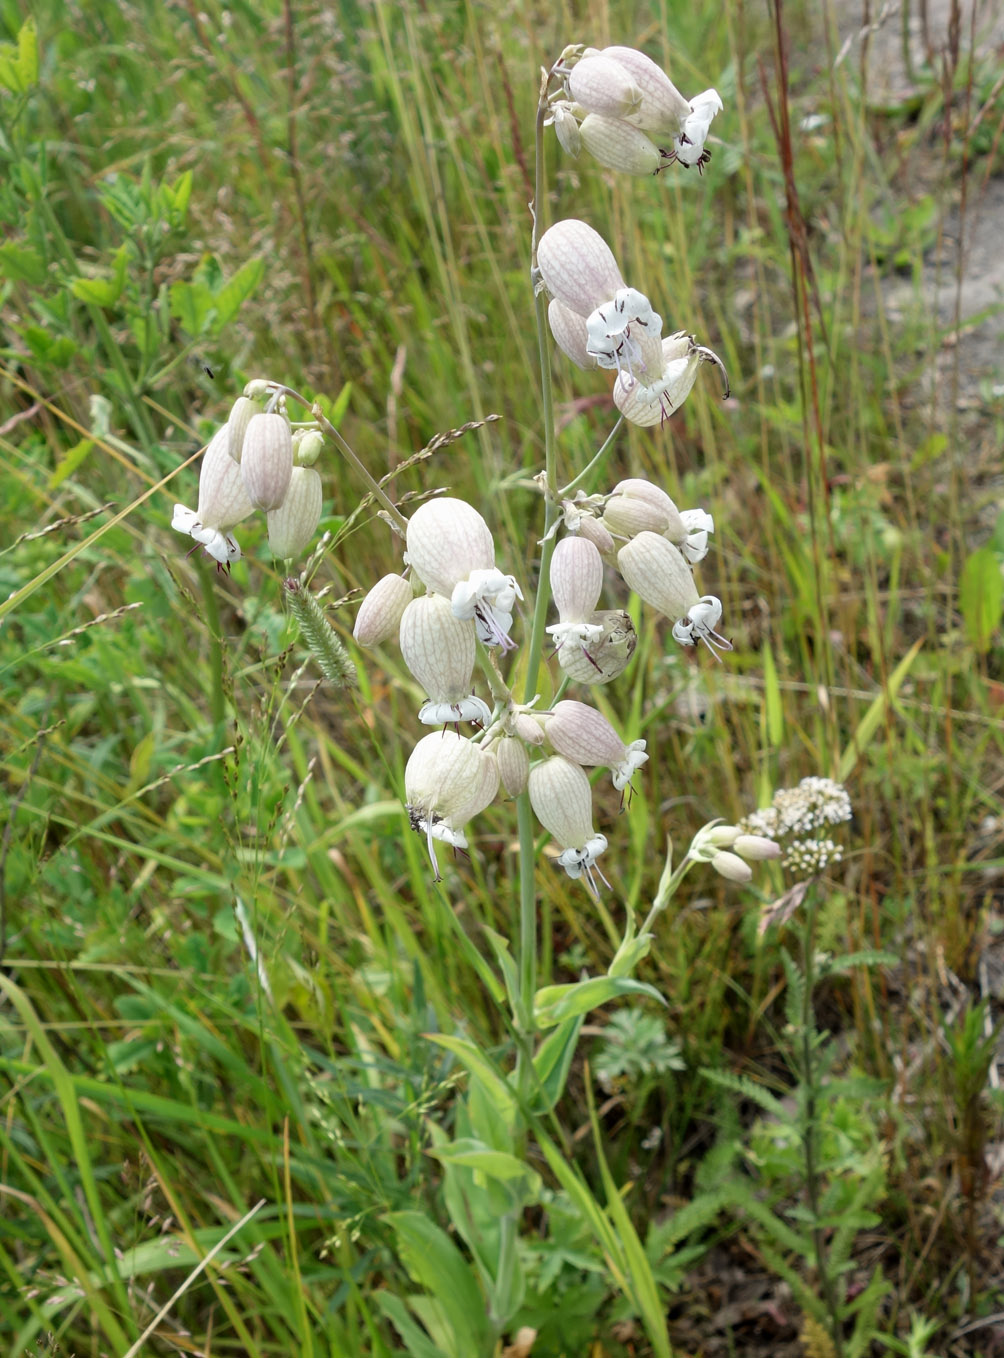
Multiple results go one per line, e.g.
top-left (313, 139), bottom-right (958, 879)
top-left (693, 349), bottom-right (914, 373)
top-left (384, 1210), bottom-right (491, 1358)
top-left (424, 1033), bottom-right (515, 1124)
top-left (0, 241), bottom-right (46, 285)
top-left (481, 926), bottom-right (518, 1015)
top-left (212, 255), bottom-right (265, 331)
top-left (70, 244), bottom-right (130, 308)
top-left (169, 278), bottom-right (214, 335)
top-left (428, 1137), bottom-right (540, 1193)
top-left (0, 17), bottom-right (38, 93)
top-left (373, 1292), bottom-right (444, 1358)
top-left (533, 975), bottom-right (665, 1027)
top-left (959, 546), bottom-right (1003, 652)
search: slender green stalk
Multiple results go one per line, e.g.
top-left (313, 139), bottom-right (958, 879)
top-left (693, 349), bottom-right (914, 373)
top-left (799, 886), bottom-right (845, 1358)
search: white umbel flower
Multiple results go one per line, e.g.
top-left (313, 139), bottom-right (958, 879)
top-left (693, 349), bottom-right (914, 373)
top-left (405, 730), bottom-right (500, 879)
top-left (528, 756), bottom-right (609, 892)
top-left (171, 422), bottom-right (255, 566)
top-left (399, 594), bottom-right (489, 726)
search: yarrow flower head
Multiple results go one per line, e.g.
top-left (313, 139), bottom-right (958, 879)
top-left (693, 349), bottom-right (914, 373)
top-left (740, 776), bottom-right (852, 874)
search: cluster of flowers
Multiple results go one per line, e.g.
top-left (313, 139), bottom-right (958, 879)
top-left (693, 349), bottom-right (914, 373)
top-left (171, 382), bottom-right (324, 566)
top-left (546, 44), bottom-right (723, 177)
top-left (740, 776), bottom-right (853, 873)
top-left (352, 469), bottom-right (733, 890)
top-left (536, 218), bottom-right (728, 429)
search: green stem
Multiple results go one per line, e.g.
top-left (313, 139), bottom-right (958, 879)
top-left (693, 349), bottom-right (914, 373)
top-left (800, 887), bottom-right (845, 1358)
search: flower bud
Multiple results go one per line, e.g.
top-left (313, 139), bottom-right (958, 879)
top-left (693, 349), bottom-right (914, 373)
top-left (577, 515), bottom-right (615, 556)
top-left (537, 219), bottom-right (625, 318)
top-left (267, 465), bottom-right (322, 559)
top-left (496, 736), bottom-right (530, 798)
top-left (711, 850), bottom-right (753, 884)
top-left (399, 594), bottom-right (488, 725)
top-left (567, 54), bottom-right (643, 120)
top-left (550, 536), bottom-right (604, 623)
top-left (293, 429), bottom-right (324, 467)
top-left (551, 103), bottom-right (582, 156)
top-left (556, 609), bottom-right (636, 685)
top-left (513, 713), bottom-right (546, 746)
top-left (227, 395), bottom-right (258, 463)
top-left (579, 114), bottom-right (662, 176)
top-left (616, 532), bottom-right (698, 619)
top-left (406, 498), bottom-right (494, 598)
top-left (544, 700), bottom-right (647, 791)
top-left (240, 412), bottom-right (293, 511)
top-left (603, 480), bottom-right (685, 541)
top-left (733, 834), bottom-right (782, 861)
top-left (353, 573), bottom-right (414, 646)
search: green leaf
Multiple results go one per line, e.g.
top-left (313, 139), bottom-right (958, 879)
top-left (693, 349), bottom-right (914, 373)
top-left (481, 926), bottom-right (519, 1015)
top-left (423, 1033), bottom-right (515, 1126)
top-left (70, 243), bottom-right (130, 308)
top-left (373, 1291), bottom-right (444, 1358)
top-left (0, 241), bottom-right (46, 285)
top-left (762, 638), bottom-right (783, 746)
top-left (169, 278), bottom-right (214, 335)
top-left (384, 1210), bottom-right (491, 1358)
top-left (212, 255), bottom-right (265, 331)
top-left (533, 975), bottom-right (666, 1027)
top-left (428, 1137), bottom-right (540, 1193)
top-left (530, 1015), bottom-right (583, 1113)
top-left (959, 546), bottom-right (1003, 652)
top-left (836, 637), bottom-right (923, 784)
top-left (47, 437), bottom-right (94, 490)
top-left (0, 17), bottom-right (38, 93)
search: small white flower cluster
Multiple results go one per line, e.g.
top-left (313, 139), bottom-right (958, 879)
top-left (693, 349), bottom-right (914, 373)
top-left (548, 478), bottom-right (730, 668)
top-left (172, 383), bottom-right (324, 567)
top-left (536, 219), bottom-right (729, 429)
top-left (546, 45), bottom-right (723, 176)
top-left (353, 496), bottom-right (652, 890)
top-left (740, 776), bottom-right (852, 874)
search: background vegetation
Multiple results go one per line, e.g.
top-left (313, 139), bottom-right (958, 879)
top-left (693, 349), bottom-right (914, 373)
top-left (2, 0), bottom-right (1003, 1354)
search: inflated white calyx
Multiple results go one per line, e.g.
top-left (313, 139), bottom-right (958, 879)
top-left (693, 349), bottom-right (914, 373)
top-left (616, 532), bottom-right (699, 619)
top-left (543, 700), bottom-right (648, 791)
top-left (267, 465), bottom-right (322, 559)
top-left (599, 45), bottom-right (691, 136)
top-left (578, 114), bottom-right (662, 176)
top-left (172, 422), bottom-right (255, 566)
top-left (528, 756), bottom-right (609, 893)
top-left (537, 219), bottom-right (626, 319)
top-left (399, 594), bottom-right (489, 726)
top-left (603, 478), bottom-right (685, 541)
top-left (547, 536), bottom-right (605, 651)
top-left (567, 53), bottom-right (643, 120)
top-left (353, 574), bottom-right (415, 647)
top-left (406, 499), bottom-right (518, 650)
top-left (405, 730), bottom-right (500, 879)
top-left (555, 609), bottom-right (637, 686)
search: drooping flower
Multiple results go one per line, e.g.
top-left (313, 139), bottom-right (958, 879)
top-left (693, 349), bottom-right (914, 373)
top-left (353, 574), bottom-right (415, 647)
top-left (266, 464), bottom-right (322, 560)
top-left (399, 594), bottom-right (490, 726)
top-left (547, 536), bottom-right (606, 651)
top-left (556, 609), bottom-right (637, 686)
top-left (240, 412), bottom-right (293, 511)
top-left (543, 700), bottom-right (648, 791)
top-left (528, 756), bottom-right (609, 893)
top-left (405, 498), bottom-right (520, 650)
top-left (616, 531), bottom-right (731, 659)
top-left (405, 730), bottom-right (500, 879)
top-left (172, 422), bottom-right (255, 567)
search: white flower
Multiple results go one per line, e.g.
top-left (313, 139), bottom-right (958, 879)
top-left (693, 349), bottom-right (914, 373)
top-left (399, 594), bottom-right (490, 726)
top-left (671, 595), bottom-right (732, 659)
top-left (405, 730), bottom-right (500, 879)
top-left (543, 700), bottom-right (648, 792)
top-left (171, 422), bottom-right (255, 567)
top-left (537, 219), bottom-right (626, 319)
top-left (353, 574), bottom-right (415, 646)
top-left (528, 756), bottom-right (609, 893)
top-left (547, 536), bottom-right (605, 650)
top-left (678, 508), bottom-right (715, 565)
top-left (240, 412), bottom-right (293, 511)
top-left (670, 89), bottom-right (724, 171)
top-left (585, 287), bottom-right (664, 381)
top-left (266, 465), bottom-right (322, 560)
top-left (451, 568), bottom-right (523, 651)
